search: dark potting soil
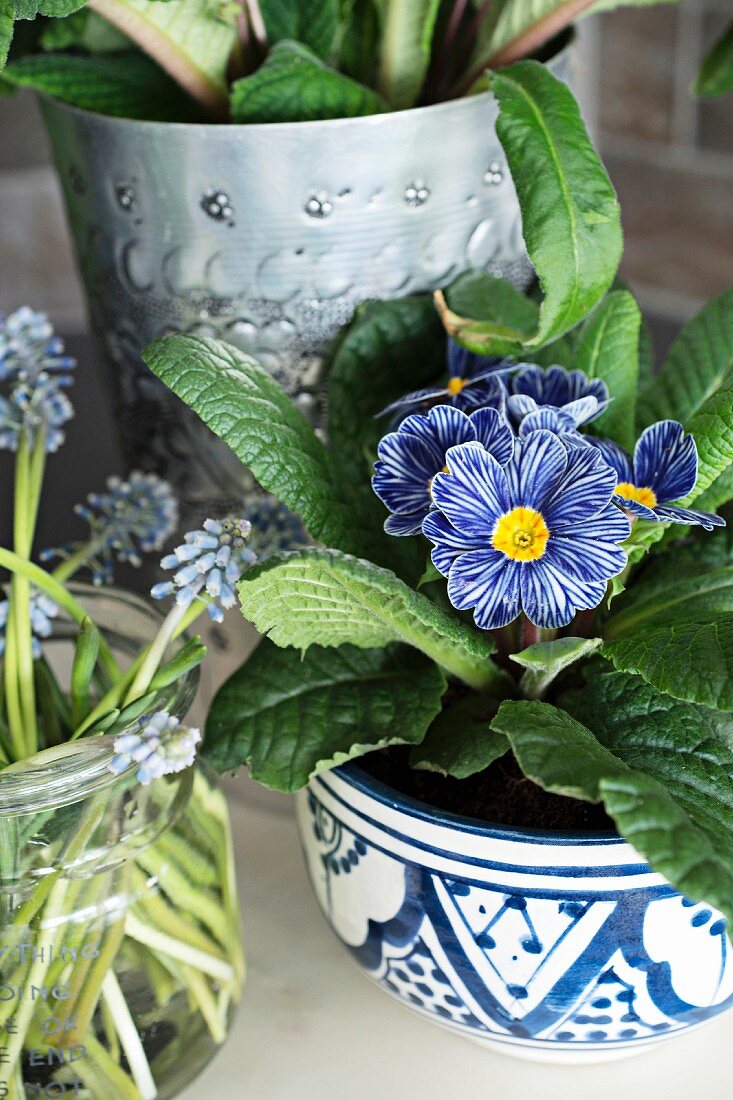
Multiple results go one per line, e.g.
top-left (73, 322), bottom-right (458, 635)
top-left (360, 747), bottom-right (614, 834)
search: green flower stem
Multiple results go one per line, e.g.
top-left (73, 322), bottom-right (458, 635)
top-left (0, 548), bottom-right (120, 683)
top-left (71, 597), bottom-right (208, 740)
top-left (124, 603), bottom-right (188, 705)
top-left (51, 536), bottom-right (108, 584)
top-left (125, 911), bottom-right (234, 983)
top-left (179, 962), bottom-right (227, 1044)
top-left (101, 971), bottom-right (158, 1100)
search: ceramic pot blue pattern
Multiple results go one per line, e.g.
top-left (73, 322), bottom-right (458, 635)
top-left (296, 765), bottom-right (733, 1063)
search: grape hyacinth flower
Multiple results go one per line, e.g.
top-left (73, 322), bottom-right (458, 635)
top-left (591, 421), bottom-right (725, 530)
top-left (423, 431), bottom-right (631, 629)
top-left (0, 589), bottom-right (59, 659)
top-left (373, 405), bottom-right (515, 535)
top-left (0, 307), bottom-right (76, 386)
top-left (378, 339), bottom-right (514, 424)
top-left (0, 309), bottom-right (76, 452)
top-left (151, 517), bottom-right (257, 622)
top-left (44, 472), bottom-right (179, 584)
top-left (241, 493), bottom-right (309, 560)
top-left (109, 711), bottom-right (201, 785)
top-left (507, 365), bottom-right (609, 429)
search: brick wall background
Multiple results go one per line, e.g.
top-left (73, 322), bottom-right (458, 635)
top-left (0, 0), bottom-right (730, 333)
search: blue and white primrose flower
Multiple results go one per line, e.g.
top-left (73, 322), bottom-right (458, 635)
top-left (378, 340), bottom-right (514, 424)
top-left (507, 365), bottom-right (609, 430)
top-left (372, 405), bottom-right (514, 535)
top-left (151, 517), bottom-right (257, 622)
top-left (422, 432), bottom-right (631, 629)
top-left (590, 420), bottom-right (725, 530)
top-left (110, 711), bottom-right (201, 785)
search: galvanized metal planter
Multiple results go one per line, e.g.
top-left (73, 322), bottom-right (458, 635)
top-left (41, 45), bottom-right (572, 521)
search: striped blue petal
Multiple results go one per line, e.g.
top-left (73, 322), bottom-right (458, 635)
top-left (542, 446), bottom-right (617, 528)
top-left (586, 438), bottom-right (633, 483)
top-left (467, 407), bottom-right (515, 465)
top-left (507, 393), bottom-right (538, 422)
top-left (614, 494), bottom-right (660, 522)
top-left (653, 504), bottom-right (726, 530)
top-left (431, 443), bottom-right (510, 535)
top-left (422, 510), bottom-right (487, 576)
top-left (505, 430), bottom-right (568, 511)
top-left (562, 395), bottom-right (602, 426)
top-left (399, 404), bottom-right (476, 466)
top-left (373, 432), bottom-right (436, 515)
top-left (520, 559), bottom-right (607, 629)
top-left (634, 420), bottom-right (698, 502)
top-left (378, 385), bottom-right (445, 421)
top-left (517, 407), bottom-right (578, 437)
top-left (385, 510), bottom-right (427, 536)
top-left (565, 504), bottom-right (632, 545)
top-left (545, 534), bottom-right (628, 586)
top-left (447, 550), bottom-right (521, 629)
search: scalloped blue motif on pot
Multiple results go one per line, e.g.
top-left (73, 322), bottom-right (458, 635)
top-left (295, 766), bottom-right (733, 1063)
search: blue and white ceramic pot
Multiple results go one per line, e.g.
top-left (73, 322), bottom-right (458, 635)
top-left (296, 763), bottom-right (733, 1064)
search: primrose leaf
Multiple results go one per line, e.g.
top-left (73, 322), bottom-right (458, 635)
top-left (493, 691), bottom-right (733, 928)
top-left (574, 290), bottom-right (641, 450)
top-left (259, 0), bottom-right (339, 60)
top-left (374, 0), bottom-right (441, 110)
top-left (511, 636), bottom-right (603, 699)
top-left (694, 20), bottom-right (733, 98)
top-left (410, 693), bottom-right (507, 779)
top-left (237, 548), bottom-right (505, 693)
top-left (203, 640), bottom-right (445, 790)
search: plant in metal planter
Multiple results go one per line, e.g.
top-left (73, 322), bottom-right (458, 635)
top-left (0, 309), bottom-right (316, 1097)
top-left (143, 84), bottom-right (733, 1052)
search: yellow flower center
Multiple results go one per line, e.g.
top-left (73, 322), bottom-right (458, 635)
top-left (492, 507), bottom-right (550, 562)
top-left (447, 376), bottom-right (467, 395)
top-left (616, 482), bottom-right (658, 509)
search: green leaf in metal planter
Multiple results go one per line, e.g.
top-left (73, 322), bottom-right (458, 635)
top-left (230, 39), bottom-right (388, 122)
top-left (204, 639), bottom-right (446, 789)
top-left (436, 61), bottom-right (622, 357)
top-left (3, 49), bottom-right (203, 119)
top-left (259, 0), bottom-right (339, 60)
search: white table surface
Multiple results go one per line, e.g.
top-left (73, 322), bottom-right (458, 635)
top-left (180, 778), bottom-right (732, 1100)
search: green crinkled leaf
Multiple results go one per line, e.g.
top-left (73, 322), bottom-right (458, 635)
top-left (695, 463), bottom-right (733, 513)
top-left (603, 616), bottom-right (733, 712)
top-left (410, 693), bottom-right (507, 779)
top-left (640, 287), bottom-right (733, 427)
top-left (3, 51), bottom-right (202, 119)
top-left (694, 20), bottom-right (733, 99)
top-left (574, 290), bottom-right (640, 450)
top-left (440, 62), bottom-right (622, 357)
top-left (0, 0), bottom-right (12, 67)
top-left (605, 565), bottom-right (733, 637)
top-left (374, 0), bottom-right (440, 109)
top-left (492, 692), bottom-right (733, 926)
top-left (143, 333), bottom-right (373, 559)
top-left (237, 548), bottom-right (505, 693)
top-left (203, 640), bottom-right (446, 790)
top-left (259, 0), bottom-right (339, 60)
top-left (491, 700), bottom-right (629, 801)
top-left (40, 9), bottom-right (129, 52)
top-left (326, 296), bottom-right (445, 584)
top-left (682, 371), bottom-right (733, 503)
top-left (14, 0), bottom-right (83, 17)
top-left (511, 636), bottom-right (603, 699)
top-left (230, 39), bottom-right (388, 122)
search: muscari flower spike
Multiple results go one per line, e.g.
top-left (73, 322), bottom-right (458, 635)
top-left (423, 431), bottom-right (631, 630)
top-left (590, 421), bottom-right (725, 530)
top-left (151, 516), bottom-right (257, 622)
top-left (373, 404), bottom-right (514, 536)
top-left (109, 710), bottom-right (201, 785)
top-left (0, 589), bottom-right (59, 659)
top-left (44, 472), bottom-right (179, 584)
top-left (240, 493), bottom-right (309, 560)
top-left (378, 339), bottom-right (515, 424)
top-left (0, 307), bottom-right (76, 386)
top-left (507, 365), bottom-right (609, 430)
top-left (0, 309), bottom-right (76, 453)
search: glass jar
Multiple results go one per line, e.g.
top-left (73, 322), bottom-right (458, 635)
top-left (0, 587), bottom-right (244, 1099)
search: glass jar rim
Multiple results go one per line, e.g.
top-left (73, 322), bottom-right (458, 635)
top-left (0, 583), bottom-right (199, 813)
